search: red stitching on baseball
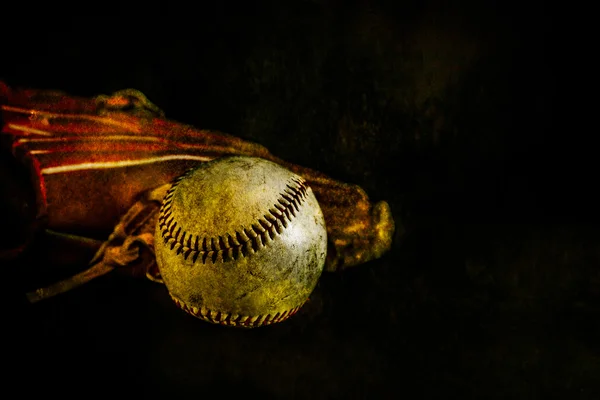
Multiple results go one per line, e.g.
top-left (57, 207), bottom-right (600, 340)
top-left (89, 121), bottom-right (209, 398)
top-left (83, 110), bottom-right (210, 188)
top-left (170, 294), bottom-right (303, 327)
top-left (158, 173), bottom-right (310, 265)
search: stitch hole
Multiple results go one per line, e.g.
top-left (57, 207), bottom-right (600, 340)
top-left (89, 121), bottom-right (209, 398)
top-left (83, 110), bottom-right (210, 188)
top-left (245, 227), bottom-right (257, 238)
top-left (294, 190), bottom-right (305, 202)
top-left (250, 237), bottom-right (260, 253)
top-left (269, 207), bottom-right (283, 219)
top-left (231, 246), bottom-right (240, 260)
top-left (224, 248), bottom-right (234, 262)
top-left (264, 213), bottom-right (276, 224)
top-left (300, 185), bottom-right (308, 197)
top-left (281, 193), bottom-right (294, 204)
top-left (292, 179), bottom-right (307, 195)
top-left (267, 226), bottom-right (276, 240)
top-left (258, 218), bottom-right (271, 231)
top-left (249, 229), bottom-right (261, 247)
top-left (201, 237), bottom-right (209, 252)
top-left (265, 213), bottom-right (281, 234)
top-left (192, 250), bottom-right (200, 263)
top-left (291, 180), bottom-right (305, 191)
top-left (218, 236), bottom-right (227, 250)
top-left (241, 243), bottom-right (249, 257)
top-left (259, 230), bottom-right (269, 245)
top-left (169, 221), bottom-right (177, 235)
top-left (237, 230), bottom-right (249, 244)
top-left (288, 205), bottom-right (297, 218)
top-left (294, 185), bottom-right (307, 199)
top-left (276, 219), bottom-right (284, 234)
top-left (251, 225), bottom-right (266, 247)
top-left (280, 217), bottom-right (288, 228)
top-left (206, 250), bottom-right (214, 263)
top-left (257, 233), bottom-right (265, 249)
top-left (252, 223), bottom-right (265, 234)
top-left (215, 314), bottom-right (224, 324)
top-left (285, 185), bottom-right (298, 195)
top-left (193, 236), bottom-right (199, 251)
top-left (283, 209), bottom-right (292, 223)
top-left (284, 190), bottom-right (300, 211)
top-left (227, 233), bottom-right (238, 247)
top-left (278, 198), bottom-right (290, 207)
top-left (202, 251), bottom-right (209, 264)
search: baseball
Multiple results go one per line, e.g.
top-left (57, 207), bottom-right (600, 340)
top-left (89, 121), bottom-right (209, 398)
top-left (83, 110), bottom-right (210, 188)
top-left (154, 156), bottom-right (327, 328)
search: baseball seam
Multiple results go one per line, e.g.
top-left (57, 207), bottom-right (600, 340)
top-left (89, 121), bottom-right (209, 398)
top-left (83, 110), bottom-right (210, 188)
top-left (157, 172), bottom-right (310, 264)
top-left (170, 294), bottom-right (302, 328)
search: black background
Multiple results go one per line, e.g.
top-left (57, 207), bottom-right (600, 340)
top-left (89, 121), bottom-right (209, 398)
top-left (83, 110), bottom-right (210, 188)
top-left (0, 2), bottom-right (588, 399)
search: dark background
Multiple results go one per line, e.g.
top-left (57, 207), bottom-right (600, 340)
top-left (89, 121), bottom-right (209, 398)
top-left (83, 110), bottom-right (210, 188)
top-left (0, 2), bottom-right (588, 398)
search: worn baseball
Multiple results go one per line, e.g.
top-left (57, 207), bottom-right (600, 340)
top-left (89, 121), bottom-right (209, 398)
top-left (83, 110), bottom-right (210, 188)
top-left (154, 156), bottom-right (327, 328)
